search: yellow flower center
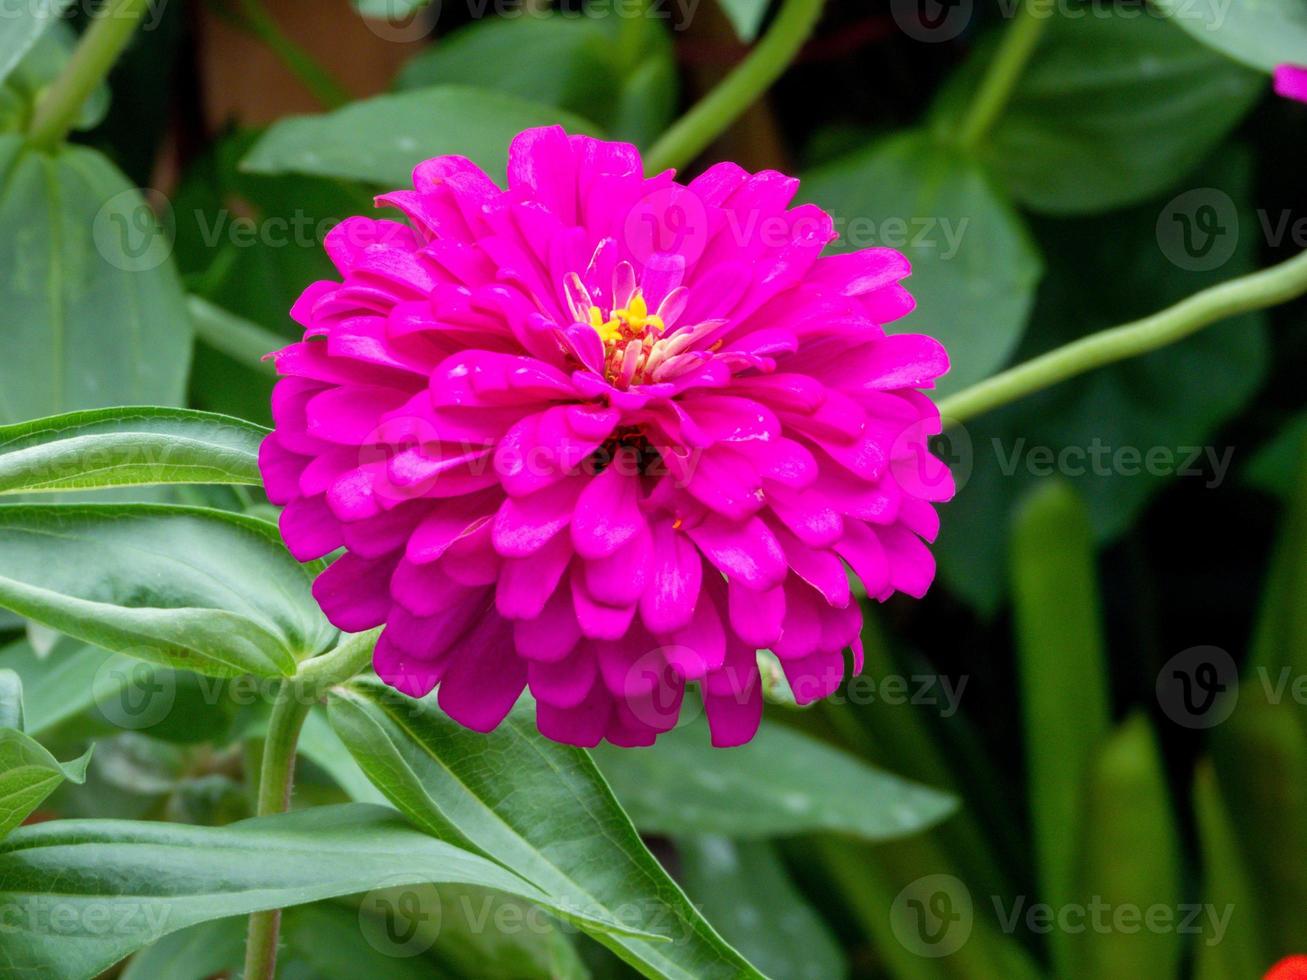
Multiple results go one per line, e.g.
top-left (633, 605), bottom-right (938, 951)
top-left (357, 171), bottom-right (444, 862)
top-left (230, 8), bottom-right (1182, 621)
top-left (588, 291), bottom-right (665, 345)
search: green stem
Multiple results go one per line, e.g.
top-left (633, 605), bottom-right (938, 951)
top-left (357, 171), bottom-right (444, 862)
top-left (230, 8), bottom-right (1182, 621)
top-left (242, 680), bottom-right (311, 980)
top-left (241, 628), bottom-right (379, 980)
top-left (231, 0), bottom-right (350, 110)
top-left (954, 0), bottom-right (1047, 152)
top-left (188, 296), bottom-right (285, 375)
top-left (939, 248), bottom-right (1307, 424)
top-left (644, 0), bottom-right (825, 173)
top-left (27, 0), bottom-right (152, 149)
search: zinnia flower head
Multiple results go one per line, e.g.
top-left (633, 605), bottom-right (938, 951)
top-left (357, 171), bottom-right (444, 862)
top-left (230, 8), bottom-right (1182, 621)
top-left (261, 126), bottom-right (954, 748)
top-left (1275, 64), bottom-right (1307, 103)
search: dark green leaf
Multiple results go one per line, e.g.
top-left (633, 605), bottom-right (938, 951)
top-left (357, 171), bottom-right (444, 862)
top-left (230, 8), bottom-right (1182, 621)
top-left (1245, 413), bottom-right (1307, 501)
top-left (1072, 715), bottom-right (1181, 978)
top-left (1010, 480), bottom-right (1109, 977)
top-left (241, 86), bottom-right (601, 187)
top-left (0, 729), bottom-right (90, 837)
top-left (677, 836), bottom-right (844, 980)
top-left (0, 407), bottom-right (265, 495)
top-left (801, 131), bottom-right (1042, 394)
top-left (1211, 686), bottom-right (1307, 955)
top-left (1193, 761), bottom-right (1266, 979)
top-left (0, 504), bottom-right (335, 678)
top-left (933, 10), bottom-right (1262, 214)
top-left (936, 148), bottom-right (1267, 612)
top-left (327, 679), bottom-right (763, 980)
top-left (0, 803), bottom-right (654, 978)
top-left (593, 714), bottom-right (956, 840)
top-left (1153, 0), bottom-right (1307, 72)
top-left (0, 137), bottom-right (190, 424)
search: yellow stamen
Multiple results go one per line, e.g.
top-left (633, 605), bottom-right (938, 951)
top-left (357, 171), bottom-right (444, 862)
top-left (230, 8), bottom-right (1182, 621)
top-left (587, 290), bottom-right (665, 345)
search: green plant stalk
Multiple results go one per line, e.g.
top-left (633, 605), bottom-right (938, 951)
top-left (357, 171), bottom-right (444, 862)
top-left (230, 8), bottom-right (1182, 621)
top-left (955, 0), bottom-right (1048, 151)
top-left (27, 0), bottom-right (152, 149)
top-left (939, 248), bottom-right (1307, 423)
top-left (189, 296), bottom-right (285, 375)
top-left (233, 0), bottom-right (350, 110)
top-left (644, 0), bottom-right (825, 173)
top-left (242, 628), bottom-right (380, 980)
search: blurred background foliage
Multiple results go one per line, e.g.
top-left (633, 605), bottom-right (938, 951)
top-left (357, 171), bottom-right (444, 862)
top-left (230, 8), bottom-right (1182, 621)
top-left (1, 0), bottom-right (1305, 977)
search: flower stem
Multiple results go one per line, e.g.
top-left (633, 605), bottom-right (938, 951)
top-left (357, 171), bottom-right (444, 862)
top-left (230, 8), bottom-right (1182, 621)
top-left (241, 628), bottom-right (380, 980)
top-left (938, 248), bottom-right (1307, 424)
top-left (27, 0), bottom-right (152, 150)
top-left (231, 0), bottom-right (350, 110)
top-left (644, 0), bottom-right (826, 174)
top-left (955, 0), bottom-right (1047, 152)
top-left (242, 680), bottom-right (311, 980)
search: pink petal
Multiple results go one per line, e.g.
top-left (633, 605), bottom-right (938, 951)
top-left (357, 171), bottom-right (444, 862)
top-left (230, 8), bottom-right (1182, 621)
top-left (640, 521), bottom-right (703, 634)
top-left (570, 454), bottom-right (645, 559)
top-left (436, 615), bottom-right (526, 732)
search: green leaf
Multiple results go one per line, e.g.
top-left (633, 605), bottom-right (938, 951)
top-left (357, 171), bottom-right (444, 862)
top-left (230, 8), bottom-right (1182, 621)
top-left (1245, 413), bottom-right (1307, 502)
top-left (1009, 480), bottom-right (1109, 978)
top-left (0, 504), bottom-right (336, 678)
top-left (0, 729), bottom-right (90, 838)
top-left (173, 129), bottom-right (376, 424)
top-left (0, 406), bottom-right (265, 495)
top-left (1249, 432), bottom-right (1307, 687)
top-left (0, 0), bottom-right (71, 85)
top-left (933, 10), bottom-right (1262, 214)
top-left (0, 20), bottom-right (110, 134)
top-left (1153, 0), bottom-right (1307, 73)
top-left (241, 86), bottom-right (601, 187)
top-left (936, 148), bottom-right (1268, 613)
top-left (297, 707), bottom-right (390, 806)
top-left (0, 137), bottom-right (190, 424)
top-left (677, 836), bottom-right (845, 980)
top-left (1211, 686), bottom-right (1307, 955)
top-left (717, 0), bottom-right (771, 42)
top-left (326, 679), bottom-right (763, 980)
top-left (1193, 761), bottom-right (1266, 980)
top-left (0, 635), bottom-right (125, 736)
top-left (395, 15), bottom-right (619, 126)
top-left (0, 668), bottom-right (21, 731)
top-left (1071, 715), bottom-right (1181, 979)
top-left (122, 917), bottom-right (247, 980)
top-left (593, 713), bottom-right (956, 840)
top-left (390, 7), bottom-right (676, 144)
top-left (0, 803), bottom-right (654, 979)
top-left (801, 130), bottom-right (1042, 394)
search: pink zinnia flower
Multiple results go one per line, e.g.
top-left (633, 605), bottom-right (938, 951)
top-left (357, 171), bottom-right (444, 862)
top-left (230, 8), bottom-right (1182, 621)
top-left (261, 126), bottom-right (953, 747)
top-left (1275, 64), bottom-right (1307, 103)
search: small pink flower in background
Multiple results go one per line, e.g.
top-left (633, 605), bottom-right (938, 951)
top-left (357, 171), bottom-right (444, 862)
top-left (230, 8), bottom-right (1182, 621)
top-left (1274, 64), bottom-right (1307, 103)
top-left (261, 127), bottom-right (953, 748)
